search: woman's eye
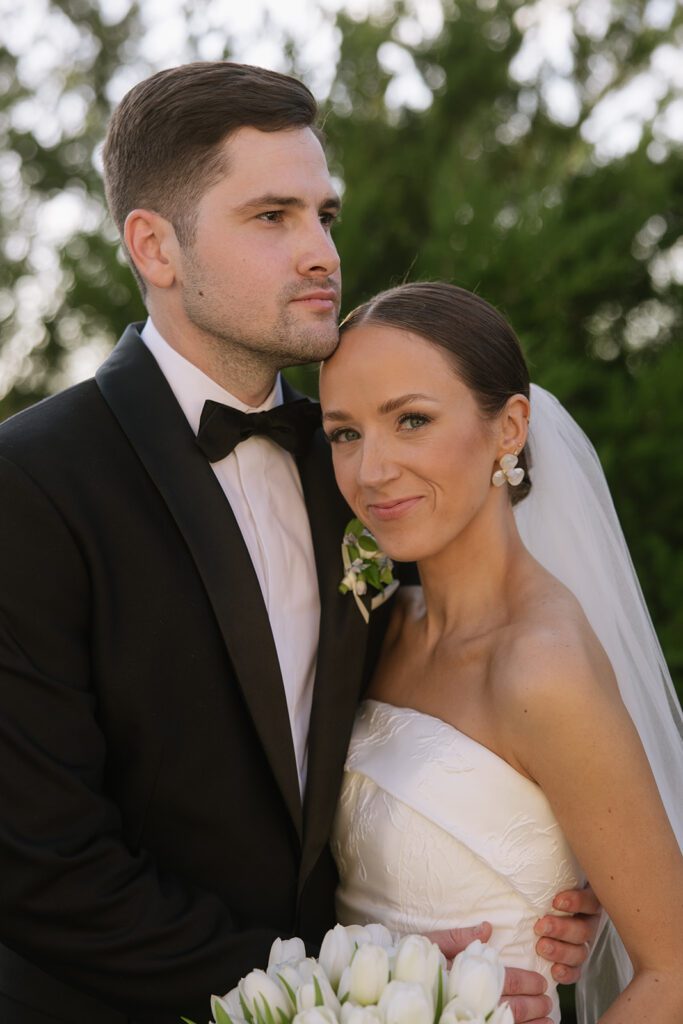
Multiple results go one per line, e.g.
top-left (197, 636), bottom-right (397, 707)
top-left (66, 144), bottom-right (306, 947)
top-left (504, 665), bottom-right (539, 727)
top-left (326, 427), bottom-right (361, 444)
top-left (398, 413), bottom-right (431, 431)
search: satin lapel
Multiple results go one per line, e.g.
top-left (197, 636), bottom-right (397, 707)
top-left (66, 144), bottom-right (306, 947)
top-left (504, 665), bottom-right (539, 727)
top-left (96, 327), bottom-right (302, 840)
top-left (286, 383), bottom-right (371, 888)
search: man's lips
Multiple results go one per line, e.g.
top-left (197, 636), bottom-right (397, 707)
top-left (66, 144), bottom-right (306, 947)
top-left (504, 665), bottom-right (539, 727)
top-left (291, 289), bottom-right (338, 311)
top-left (367, 496), bottom-right (424, 522)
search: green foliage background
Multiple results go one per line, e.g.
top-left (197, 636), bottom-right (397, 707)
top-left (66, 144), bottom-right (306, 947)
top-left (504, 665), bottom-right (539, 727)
top-left (1, 3), bottom-right (681, 688)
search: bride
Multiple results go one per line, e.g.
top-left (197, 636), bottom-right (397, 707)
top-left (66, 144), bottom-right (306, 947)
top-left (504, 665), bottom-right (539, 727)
top-left (318, 282), bottom-right (683, 1023)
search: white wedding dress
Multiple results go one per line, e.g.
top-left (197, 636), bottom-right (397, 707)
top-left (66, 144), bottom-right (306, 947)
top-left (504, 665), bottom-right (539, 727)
top-left (331, 699), bottom-right (585, 1024)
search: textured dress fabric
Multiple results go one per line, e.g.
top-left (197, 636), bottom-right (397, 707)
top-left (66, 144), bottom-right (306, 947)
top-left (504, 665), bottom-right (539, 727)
top-left (332, 700), bottom-right (585, 1023)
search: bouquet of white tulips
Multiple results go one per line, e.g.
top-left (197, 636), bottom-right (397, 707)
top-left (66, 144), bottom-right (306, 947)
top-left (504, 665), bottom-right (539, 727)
top-left (187, 923), bottom-right (512, 1024)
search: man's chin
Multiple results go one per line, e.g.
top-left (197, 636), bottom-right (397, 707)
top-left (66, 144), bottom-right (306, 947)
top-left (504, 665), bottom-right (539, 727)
top-left (290, 324), bottom-right (340, 363)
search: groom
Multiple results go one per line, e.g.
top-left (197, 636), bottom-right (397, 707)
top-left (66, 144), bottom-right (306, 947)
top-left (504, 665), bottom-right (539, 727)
top-left (0, 62), bottom-right (597, 1024)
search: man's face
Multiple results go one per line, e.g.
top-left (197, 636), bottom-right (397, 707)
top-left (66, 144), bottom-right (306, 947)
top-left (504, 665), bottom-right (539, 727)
top-left (176, 126), bottom-right (342, 369)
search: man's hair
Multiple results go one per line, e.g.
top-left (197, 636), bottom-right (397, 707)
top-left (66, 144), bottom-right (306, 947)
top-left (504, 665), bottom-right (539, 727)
top-left (102, 61), bottom-right (320, 290)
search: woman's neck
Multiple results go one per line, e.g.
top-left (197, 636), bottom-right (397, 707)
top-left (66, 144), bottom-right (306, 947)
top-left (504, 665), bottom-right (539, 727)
top-left (416, 501), bottom-right (531, 647)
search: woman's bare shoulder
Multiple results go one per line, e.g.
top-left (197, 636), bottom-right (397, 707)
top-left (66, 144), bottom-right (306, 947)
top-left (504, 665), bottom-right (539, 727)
top-left (492, 572), bottom-right (619, 718)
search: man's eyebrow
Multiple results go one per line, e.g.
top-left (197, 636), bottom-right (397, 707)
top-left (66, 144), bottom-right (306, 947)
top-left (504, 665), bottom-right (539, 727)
top-left (323, 394), bottom-right (438, 422)
top-left (236, 193), bottom-right (342, 214)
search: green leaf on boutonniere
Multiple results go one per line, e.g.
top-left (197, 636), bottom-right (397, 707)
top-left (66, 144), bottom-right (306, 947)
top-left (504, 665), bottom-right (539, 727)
top-left (313, 975), bottom-right (325, 1007)
top-left (339, 518), bottom-right (399, 622)
top-left (365, 562), bottom-right (382, 589)
top-left (357, 533), bottom-right (379, 554)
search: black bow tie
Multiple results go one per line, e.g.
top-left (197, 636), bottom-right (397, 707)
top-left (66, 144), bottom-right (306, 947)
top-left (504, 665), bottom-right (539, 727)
top-left (196, 398), bottom-right (322, 462)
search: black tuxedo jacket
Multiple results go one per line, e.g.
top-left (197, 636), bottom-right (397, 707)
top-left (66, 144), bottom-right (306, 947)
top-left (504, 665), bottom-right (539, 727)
top-left (0, 326), bottom-right (397, 1024)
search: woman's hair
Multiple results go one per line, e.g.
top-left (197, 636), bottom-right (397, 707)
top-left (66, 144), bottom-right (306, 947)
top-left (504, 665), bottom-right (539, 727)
top-left (339, 281), bottom-right (532, 504)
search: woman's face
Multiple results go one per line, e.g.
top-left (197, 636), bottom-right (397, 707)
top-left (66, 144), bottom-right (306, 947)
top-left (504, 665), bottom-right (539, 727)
top-left (319, 323), bottom-right (505, 563)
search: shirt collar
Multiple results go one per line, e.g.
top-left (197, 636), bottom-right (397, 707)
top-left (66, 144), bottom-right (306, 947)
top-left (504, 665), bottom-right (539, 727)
top-left (140, 317), bottom-right (283, 436)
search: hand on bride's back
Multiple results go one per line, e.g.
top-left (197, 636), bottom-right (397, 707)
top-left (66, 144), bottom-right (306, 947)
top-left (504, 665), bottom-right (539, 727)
top-left (534, 882), bottom-right (601, 983)
top-left (428, 921), bottom-right (577, 1024)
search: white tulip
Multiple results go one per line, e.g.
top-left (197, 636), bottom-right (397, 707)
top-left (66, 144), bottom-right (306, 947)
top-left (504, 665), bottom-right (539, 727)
top-left (344, 925), bottom-right (374, 947)
top-left (269, 938), bottom-right (307, 970)
top-left (319, 924), bottom-right (354, 988)
top-left (297, 959), bottom-right (321, 983)
top-left (392, 935), bottom-right (442, 999)
top-left (239, 969), bottom-right (293, 1023)
top-left (269, 963), bottom-right (306, 1002)
top-left (487, 1003), bottom-right (514, 1024)
top-left (346, 944), bottom-right (390, 1005)
top-left (363, 924), bottom-right (395, 949)
top-left (447, 942), bottom-right (505, 1019)
top-left (340, 1004), bottom-right (384, 1024)
top-left (296, 972), bottom-right (341, 1015)
top-left (291, 1007), bottom-right (338, 1024)
top-left (211, 987), bottom-right (245, 1024)
top-left (377, 981), bottom-right (433, 1024)
top-left (438, 996), bottom-right (483, 1024)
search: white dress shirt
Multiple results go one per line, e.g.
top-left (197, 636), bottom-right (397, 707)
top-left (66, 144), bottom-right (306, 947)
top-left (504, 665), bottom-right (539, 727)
top-left (141, 319), bottom-right (320, 797)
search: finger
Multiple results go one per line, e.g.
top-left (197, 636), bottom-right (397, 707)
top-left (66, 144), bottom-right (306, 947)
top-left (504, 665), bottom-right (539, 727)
top-left (423, 922), bottom-right (492, 958)
top-left (535, 936), bottom-right (589, 968)
top-left (552, 885), bottom-right (601, 917)
top-left (505, 993), bottom-right (553, 1023)
top-left (551, 963), bottom-right (582, 985)
top-left (502, 967), bottom-right (547, 997)
top-left (535, 913), bottom-right (596, 947)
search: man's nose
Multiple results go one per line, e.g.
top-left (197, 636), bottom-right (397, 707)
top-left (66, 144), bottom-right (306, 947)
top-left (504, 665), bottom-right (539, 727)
top-left (297, 219), bottom-right (341, 278)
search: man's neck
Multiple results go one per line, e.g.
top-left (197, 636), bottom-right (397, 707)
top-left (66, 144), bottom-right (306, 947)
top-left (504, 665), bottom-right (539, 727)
top-left (146, 310), bottom-right (279, 406)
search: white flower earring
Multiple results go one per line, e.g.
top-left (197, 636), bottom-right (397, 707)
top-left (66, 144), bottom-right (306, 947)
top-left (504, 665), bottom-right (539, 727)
top-left (492, 447), bottom-right (525, 488)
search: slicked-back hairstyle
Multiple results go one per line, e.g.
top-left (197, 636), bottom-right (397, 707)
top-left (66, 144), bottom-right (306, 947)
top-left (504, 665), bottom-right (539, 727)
top-left (103, 61), bottom-right (320, 292)
top-left (339, 282), bottom-right (533, 504)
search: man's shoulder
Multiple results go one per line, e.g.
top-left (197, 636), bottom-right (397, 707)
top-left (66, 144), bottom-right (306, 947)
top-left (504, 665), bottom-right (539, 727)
top-left (0, 378), bottom-right (106, 458)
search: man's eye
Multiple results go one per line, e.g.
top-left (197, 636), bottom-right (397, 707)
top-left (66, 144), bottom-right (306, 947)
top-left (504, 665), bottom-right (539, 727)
top-left (326, 427), bottom-right (360, 444)
top-left (259, 211), bottom-right (284, 223)
top-left (320, 211), bottom-right (339, 229)
top-left (398, 413), bottom-right (431, 431)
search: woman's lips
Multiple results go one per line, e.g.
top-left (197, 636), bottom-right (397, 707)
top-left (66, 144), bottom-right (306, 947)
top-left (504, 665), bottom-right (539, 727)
top-left (367, 497), bottom-right (423, 522)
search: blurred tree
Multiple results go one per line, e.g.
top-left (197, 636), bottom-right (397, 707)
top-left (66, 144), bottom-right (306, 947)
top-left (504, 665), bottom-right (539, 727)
top-left (323, 0), bottom-right (683, 697)
top-left (0, 0), bottom-right (681, 708)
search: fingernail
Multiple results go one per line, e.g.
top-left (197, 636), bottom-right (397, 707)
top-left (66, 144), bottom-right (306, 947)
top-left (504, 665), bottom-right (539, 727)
top-left (539, 921), bottom-right (552, 936)
top-left (556, 966), bottom-right (567, 981)
top-left (540, 940), bottom-right (553, 956)
top-left (556, 897), bottom-right (570, 911)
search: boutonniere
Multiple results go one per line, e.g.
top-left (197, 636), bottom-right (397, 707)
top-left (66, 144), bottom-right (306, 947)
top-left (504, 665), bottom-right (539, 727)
top-left (339, 517), bottom-right (400, 623)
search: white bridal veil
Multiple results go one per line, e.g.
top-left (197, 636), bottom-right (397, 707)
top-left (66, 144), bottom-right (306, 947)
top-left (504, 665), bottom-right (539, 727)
top-left (513, 385), bottom-right (683, 1022)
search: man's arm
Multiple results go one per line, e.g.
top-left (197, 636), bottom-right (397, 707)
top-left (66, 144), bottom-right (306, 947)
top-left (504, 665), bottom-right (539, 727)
top-left (0, 455), bottom-right (280, 1023)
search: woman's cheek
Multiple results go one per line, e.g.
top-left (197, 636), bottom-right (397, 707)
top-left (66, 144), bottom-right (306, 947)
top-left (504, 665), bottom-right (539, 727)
top-left (332, 451), bottom-right (357, 508)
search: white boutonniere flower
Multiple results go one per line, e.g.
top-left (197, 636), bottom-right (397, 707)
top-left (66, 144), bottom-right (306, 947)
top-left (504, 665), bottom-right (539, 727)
top-left (339, 518), bottom-right (399, 624)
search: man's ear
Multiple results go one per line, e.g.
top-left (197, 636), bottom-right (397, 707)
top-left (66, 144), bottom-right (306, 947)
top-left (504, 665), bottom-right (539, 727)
top-left (124, 209), bottom-right (180, 290)
top-left (497, 393), bottom-right (530, 456)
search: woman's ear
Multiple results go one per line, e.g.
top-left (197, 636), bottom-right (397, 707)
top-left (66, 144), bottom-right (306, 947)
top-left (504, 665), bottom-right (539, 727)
top-left (497, 393), bottom-right (530, 457)
top-left (124, 209), bottom-right (180, 291)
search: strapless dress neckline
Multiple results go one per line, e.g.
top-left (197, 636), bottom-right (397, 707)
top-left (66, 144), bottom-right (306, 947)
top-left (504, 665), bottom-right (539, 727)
top-left (332, 698), bottom-right (585, 1023)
